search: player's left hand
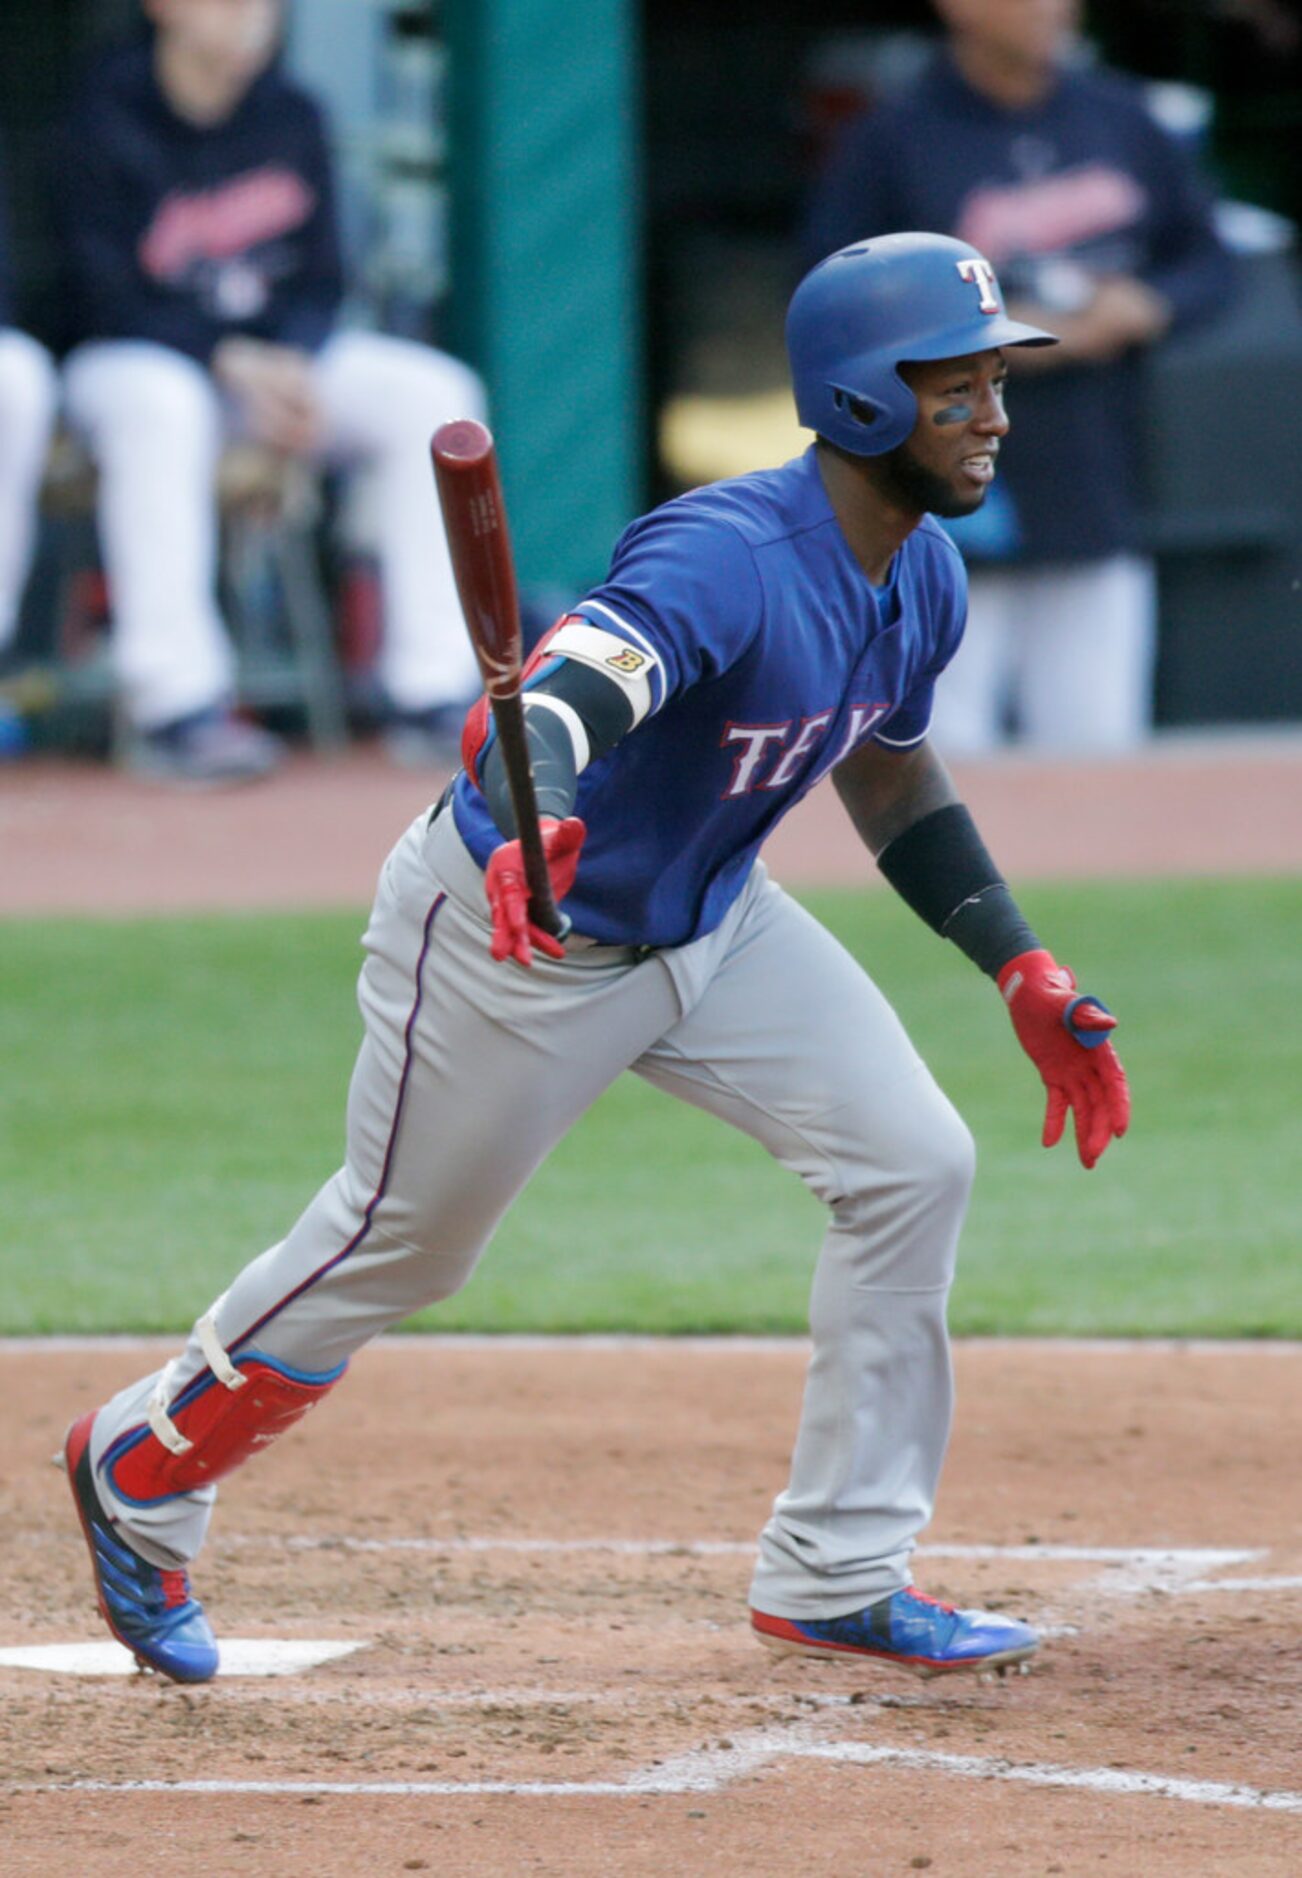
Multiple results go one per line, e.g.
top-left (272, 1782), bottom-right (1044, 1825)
top-left (484, 817), bottom-right (586, 966)
top-left (997, 948), bottom-right (1130, 1169)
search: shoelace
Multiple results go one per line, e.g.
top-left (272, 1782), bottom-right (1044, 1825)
top-left (903, 1588), bottom-right (957, 1616)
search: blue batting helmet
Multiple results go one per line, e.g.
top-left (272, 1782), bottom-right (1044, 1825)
top-left (787, 232), bottom-right (1057, 456)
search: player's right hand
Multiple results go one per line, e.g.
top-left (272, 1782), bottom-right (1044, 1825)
top-left (484, 817), bottom-right (586, 966)
top-left (997, 948), bottom-right (1131, 1169)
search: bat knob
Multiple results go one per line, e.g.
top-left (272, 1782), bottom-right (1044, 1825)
top-left (432, 419), bottom-right (494, 469)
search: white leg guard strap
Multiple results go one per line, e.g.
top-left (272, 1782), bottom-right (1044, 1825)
top-left (145, 1307), bottom-right (248, 1458)
top-left (196, 1308), bottom-right (249, 1392)
top-left (146, 1361), bottom-right (193, 1457)
top-left (108, 1327), bottom-right (347, 1507)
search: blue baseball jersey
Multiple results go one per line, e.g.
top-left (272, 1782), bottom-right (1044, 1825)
top-left (453, 447), bottom-right (967, 948)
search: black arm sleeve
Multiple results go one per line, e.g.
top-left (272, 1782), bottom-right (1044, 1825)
top-left (478, 658), bottom-right (637, 838)
top-left (876, 803), bottom-right (1041, 977)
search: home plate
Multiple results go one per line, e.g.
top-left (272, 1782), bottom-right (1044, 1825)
top-left (0, 1639), bottom-right (364, 1678)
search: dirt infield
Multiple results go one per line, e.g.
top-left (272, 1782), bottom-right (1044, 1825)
top-left (3, 731), bottom-right (1301, 915)
top-left (3, 742), bottom-right (1300, 1872)
top-left (3, 1338), bottom-right (1300, 1876)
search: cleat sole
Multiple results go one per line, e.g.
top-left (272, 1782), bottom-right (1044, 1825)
top-left (754, 1624), bottom-right (1036, 1680)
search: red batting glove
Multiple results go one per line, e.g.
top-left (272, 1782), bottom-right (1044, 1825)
top-left (997, 948), bottom-right (1131, 1170)
top-left (484, 817), bottom-right (586, 967)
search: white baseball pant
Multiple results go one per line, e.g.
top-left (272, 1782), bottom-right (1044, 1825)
top-left (929, 554), bottom-right (1157, 757)
top-left (0, 328), bottom-right (59, 647)
top-left (61, 332), bottom-right (485, 730)
top-left (88, 803), bottom-right (975, 1620)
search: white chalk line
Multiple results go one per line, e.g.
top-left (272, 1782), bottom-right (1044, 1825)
top-left (17, 1723), bottom-right (1302, 1813)
top-left (226, 1533), bottom-right (1287, 1598)
top-left (14, 1537), bottom-right (1293, 1812)
top-left (5, 1333), bottom-right (1302, 1354)
top-left (1180, 1576), bottom-right (1302, 1594)
top-left (229, 1535), bottom-right (1258, 1564)
top-left (792, 1742), bottom-right (1302, 1813)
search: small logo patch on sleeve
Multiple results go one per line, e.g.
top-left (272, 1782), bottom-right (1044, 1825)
top-left (606, 647), bottom-right (647, 675)
top-left (546, 616), bottom-right (661, 727)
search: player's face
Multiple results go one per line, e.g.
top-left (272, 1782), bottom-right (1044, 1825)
top-left (883, 352), bottom-right (1010, 520)
top-left (147, 0), bottom-right (282, 80)
top-left (932, 0), bottom-right (1079, 71)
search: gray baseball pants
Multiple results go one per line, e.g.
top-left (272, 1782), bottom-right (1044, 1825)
top-left (89, 802), bottom-right (975, 1619)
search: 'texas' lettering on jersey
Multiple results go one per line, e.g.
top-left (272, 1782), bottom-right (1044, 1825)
top-left (720, 704), bottom-right (888, 798)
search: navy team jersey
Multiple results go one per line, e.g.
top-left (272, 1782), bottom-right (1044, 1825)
top-left (453, 448), bottom-right (967, 948)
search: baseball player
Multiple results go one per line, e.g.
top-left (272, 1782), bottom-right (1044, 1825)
top-left (51, 0), bottom-right (485, 782)
top-left (63, 233), bottom-right (1129, 1685)
top-left (803, 0), bottom-right (1232, 756)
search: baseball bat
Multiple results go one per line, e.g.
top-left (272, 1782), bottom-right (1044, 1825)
top-left (430, 418), bottom-right (566, 939)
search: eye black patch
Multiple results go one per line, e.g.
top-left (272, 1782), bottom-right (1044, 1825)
top-left (933, 404), bottom-right (973, 426)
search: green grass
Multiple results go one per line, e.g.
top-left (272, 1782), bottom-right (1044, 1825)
top-left (2, 877), bottom-right (1298, 1337)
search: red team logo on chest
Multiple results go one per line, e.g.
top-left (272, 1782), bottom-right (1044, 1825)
top-left (720, 704), bottom-right (888, 798)
top-left (139, 167), bottom-right (317, 279)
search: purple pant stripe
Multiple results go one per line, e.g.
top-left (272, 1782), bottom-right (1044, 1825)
top-left (225, 890), bottom-right (449, 1358)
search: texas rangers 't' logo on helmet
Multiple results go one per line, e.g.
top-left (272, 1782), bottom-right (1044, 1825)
top-left (955, 255), bottom-right (1001, 313)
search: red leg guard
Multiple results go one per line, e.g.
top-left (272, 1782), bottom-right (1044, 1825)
top-left (107, 1353), bottom-right (346, 1505)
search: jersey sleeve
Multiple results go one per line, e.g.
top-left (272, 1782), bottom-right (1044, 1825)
top-left (1128, 97), bottom-right (1234, 333)
top-left (874, 533), bottom-right (968, 749)
top-left (573, 505), bottom-right (765, 709)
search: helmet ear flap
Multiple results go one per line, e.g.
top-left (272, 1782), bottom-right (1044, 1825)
top-left (827, 377), bottom-right (915, 453)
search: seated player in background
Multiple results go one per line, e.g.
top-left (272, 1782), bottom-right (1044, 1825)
top-left (63, 234), bottom-right (1128, 1684)
top-left (51, 0), bottom-right (485, 784)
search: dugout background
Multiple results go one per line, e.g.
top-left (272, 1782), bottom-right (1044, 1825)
top-left (2, 0), bottom-right (1300, 727)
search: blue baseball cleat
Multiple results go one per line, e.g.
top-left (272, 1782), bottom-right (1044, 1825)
top-left (63, 1410), bottom-right (218, 1684)
top-left (751, 1586), bottom-right (1037, 1679)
